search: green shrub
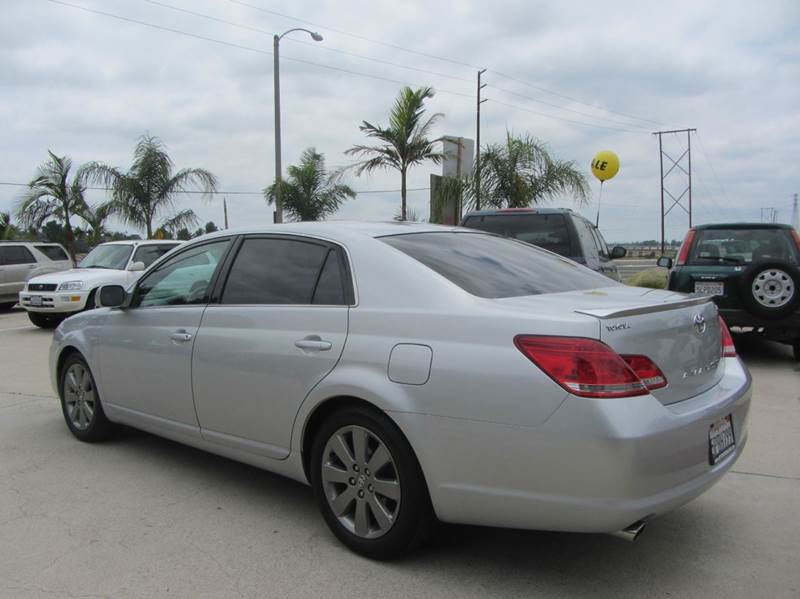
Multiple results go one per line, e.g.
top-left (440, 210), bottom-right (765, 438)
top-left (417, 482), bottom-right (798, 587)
top-left (627, 269), bottom-right (668, 289)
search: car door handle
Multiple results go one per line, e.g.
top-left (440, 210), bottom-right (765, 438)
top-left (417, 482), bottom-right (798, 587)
top-left (295, 336), bottom-right (332, 352)
top-left (170, 330), bottom-right (193, 343)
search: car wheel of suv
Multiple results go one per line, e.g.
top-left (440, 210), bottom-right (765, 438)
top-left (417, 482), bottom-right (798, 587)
top-left (28, 312), bottom-right (64, 329)
top-left (310, 405), bottom-right (436, 559)
top-left (739, 260), bottom-right (800, 320)
top-left (59, 353), bottom-right (115, 442)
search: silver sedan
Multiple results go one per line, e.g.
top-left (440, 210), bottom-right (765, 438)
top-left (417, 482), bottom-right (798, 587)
top-left (50, 222), bottom-right (751, 559)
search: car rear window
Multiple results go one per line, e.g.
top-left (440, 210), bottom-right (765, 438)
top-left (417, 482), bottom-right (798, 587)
top-left (381, 232), bottom-right (613, 298)
top-left (34, 245), bottom-right (69, 261)
top-left (461, 213), bottom-right (572, 257)
top-left (689, 229), bottom-right (799, 265)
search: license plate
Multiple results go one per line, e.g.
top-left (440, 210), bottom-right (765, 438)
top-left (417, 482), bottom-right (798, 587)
top-left (29, 296), bottom-right (43, 306)
top-left (709, 414), bottom-right (735, 465)
top-left (694, 282), bottom-right (724, 296)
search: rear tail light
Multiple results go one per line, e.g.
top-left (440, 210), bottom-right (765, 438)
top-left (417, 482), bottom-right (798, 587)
top-left (791, 229), bottom-right (800, 253)
top-left (514, 336), bottom-right (667, 398)
top-left (719, 317), bottom-right (736, 358)
top-left (675, 229), bottom-right (696, 266)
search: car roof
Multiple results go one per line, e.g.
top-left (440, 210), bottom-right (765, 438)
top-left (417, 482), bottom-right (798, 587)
top-left (100, 239), bottom-right (183, 246)
top-left (196, 221), bottom-right (464, 242)
top-left (692, 222), bottom-right (795, 231)
top-left (463, 208), bottom-right (576, 217)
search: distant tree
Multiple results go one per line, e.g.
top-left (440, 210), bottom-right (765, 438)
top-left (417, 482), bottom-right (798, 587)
top-left (0, 212), bottom-right (18, 240)
top-left (176, 227), bottom-right (192, 241)
top-left (204, 221), bottom-right (219, 234)
top-left (16, 151), bottom-right (90, 259)
top-left (83, 134), bottom-right (216, 238)
top-left (393, 207), bottom-right (424, 222)
top-left (265, 148), bottom-right (355, 221)
top-left (466, 132), bottom-right (589, 210)
top-left (76, 201), bottom-right (115, 246)
top-left (345, 87), bottom-right (444, 220)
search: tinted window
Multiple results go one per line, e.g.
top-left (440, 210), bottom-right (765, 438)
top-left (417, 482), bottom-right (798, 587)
top-left (588, 225), bottom-right (610, 258)
top-left (133, 240), bottom-right (229, 308)
top-left (312, 250), bottom-right (346, 305)
top-left (222, 238), bottom-right (329, 305)
top-left (79, 244), bottom-right (133, 270)
top-left (34, 245), bottom-right (69, 261)
top-left (689, 229), bottom-right (799, 265)
top-left (133, 244), bottom-right (179, 268)
top-left (462, 214), bottom-right (572, 256)
top-left (0, 246), bottom-right (35, 265)
top-left (382, 232), bottom-right (613, 298)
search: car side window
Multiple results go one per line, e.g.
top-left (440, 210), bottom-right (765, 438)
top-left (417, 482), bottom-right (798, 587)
top-left (0, 245), bottom-right (36, 265)
top-left (132, 244), bottom-right (179, 268)
top-left (589, 226), bottom-right (610, 259)
top-left (34, 245), bottom-right (69, 261)
top-left (132, 240), bottom-right (230, 308)
top-left (221, 237), bottom-right (345, 305)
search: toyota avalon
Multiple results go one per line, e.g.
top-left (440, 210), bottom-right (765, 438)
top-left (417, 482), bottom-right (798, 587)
top-left (49, 222), bottom-right (751, 559)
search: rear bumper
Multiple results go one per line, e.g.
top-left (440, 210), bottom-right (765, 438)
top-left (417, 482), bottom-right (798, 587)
top-left (392, 357), bottom-right (751, 533)
top-left (18, 290), bottom-right (89, 313)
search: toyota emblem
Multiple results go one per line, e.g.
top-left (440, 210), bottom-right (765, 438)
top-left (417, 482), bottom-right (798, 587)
top-left (693, 313), bottom-right (707, 335)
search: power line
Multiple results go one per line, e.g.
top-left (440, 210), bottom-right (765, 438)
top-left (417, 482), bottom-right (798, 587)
top-left (44, 0), bottom-right (474, 99)
top-left (227, 0), bottom-right (480, 69)
top-left (487, 70), bottom-right (663, 127)
top-left (141, 0), bottom-right (472, 83)
top-left (694, 132), bottom-right (730, 204)
top-left (0, 181), bottom-right (427, 195)
top-left (486, 98), bottom-right (647, 134)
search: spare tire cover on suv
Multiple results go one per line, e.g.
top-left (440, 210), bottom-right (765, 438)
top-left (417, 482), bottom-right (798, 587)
top-left (738, 259), bottom-right (800, 320)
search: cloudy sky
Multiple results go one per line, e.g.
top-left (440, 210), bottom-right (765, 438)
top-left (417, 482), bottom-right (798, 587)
top-left (2, 0), bottom-right (798, 242)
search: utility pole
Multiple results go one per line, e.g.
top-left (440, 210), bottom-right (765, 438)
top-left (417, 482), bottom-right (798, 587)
top-left (792, 193), bottom-right (798, 231)
top-left (223, 197), bottom-right (229, 229)
top-left (273, 35), bottom-right (283, 224)
top-left (475, 69), bottom-right (487, 210)
top-left (761, 207), bottom-right (777, 223)
top-left (653, 128), bottom-right (696, 255)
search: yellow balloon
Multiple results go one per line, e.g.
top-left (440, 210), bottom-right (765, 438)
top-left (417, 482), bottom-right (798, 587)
top-left (591, 150), bottom-right (620, 182)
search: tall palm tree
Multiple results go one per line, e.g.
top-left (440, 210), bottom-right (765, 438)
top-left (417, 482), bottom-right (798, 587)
top-left (345, 86), bottom-right (444, 221)
top-left (84, 135), bottom-right (217, 238)
top-left (467, 132), bottom-right (589, 210)
top-left (265, 148), bottom-right (355, 221)
top-left (16, 151), bottom-right (90, 260)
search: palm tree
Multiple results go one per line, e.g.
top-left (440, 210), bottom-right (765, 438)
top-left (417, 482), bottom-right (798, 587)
top-left (16, 151), bottom-right (89, 259)
top-left (467, 132), bottom-right (589, 210)
top-left (0, 212), bottom-right (18, 240)
top-left (84, 135), bottom-right (217, 238)
top-left (76, 201), bottom-right (115, 246)
top-left (345, 86), bottom-right (444, 221)
top-left (265, 148), bottom-right (355, 221)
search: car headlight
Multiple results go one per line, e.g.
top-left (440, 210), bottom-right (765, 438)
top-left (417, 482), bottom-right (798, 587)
top-left (57, 281), bottom-right (84, 291)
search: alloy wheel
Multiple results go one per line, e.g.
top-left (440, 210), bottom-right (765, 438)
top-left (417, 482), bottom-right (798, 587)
top-left (63, 363), bottom-right (96, 431)
top-left (320, 425), bottom-right (401, 539)
top-left (752, 269), bottom-right (794, 308)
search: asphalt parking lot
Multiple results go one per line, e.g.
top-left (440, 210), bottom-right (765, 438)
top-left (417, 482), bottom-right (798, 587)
top-left (1, 307), bottom-right (798, 599)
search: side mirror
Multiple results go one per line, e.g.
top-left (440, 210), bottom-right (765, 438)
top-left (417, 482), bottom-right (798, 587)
top-left (127, 261), bottom-right (145, 272)
top-left (610, 246), bottom-right (627, 259)
top-left (657, 256), bottom-right (674, 269)
top-left (98, 285), bottom-right (127, 309)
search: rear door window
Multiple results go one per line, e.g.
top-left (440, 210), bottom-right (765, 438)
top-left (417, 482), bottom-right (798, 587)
top-left (222, 237), bottom-right (335, 305)
top-left (34, 245), bottom-right (69, 261)
top-left (689, 229), bottom-right (799, 265)
top-left (133, 244), bottom-right (179, 268)
top-left (461, 213), bottom-right (573, 257)
top-left (0, 245), bottom-right (36, 265)
top-left (382, 232), bottom-right (613, 298)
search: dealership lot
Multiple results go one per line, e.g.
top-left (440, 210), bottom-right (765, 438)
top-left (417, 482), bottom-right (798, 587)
top-left (1, 306), bottom-right (798, 598)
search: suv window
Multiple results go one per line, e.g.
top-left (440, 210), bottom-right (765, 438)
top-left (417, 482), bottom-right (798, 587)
top-left (222, 238), bottom-right (339, 305)
top-left (689, 229), bottom-right (799, 265)
top-left (34, 245), bottom-right (69, 261)
top-left (132, 244), bottom-right (179, 268)
top-left (588, 224), bottom-right (610, 259)
top-left (382, 232), bottom-right (612, 298)
top-left (461, 213), bottom-right (572, 256)
top-left (0, 245), bottom-right (36, 265)
top-left (133, 240), bottom-right (230, 308)
top-left (79, 244), bottom-right (133, 270)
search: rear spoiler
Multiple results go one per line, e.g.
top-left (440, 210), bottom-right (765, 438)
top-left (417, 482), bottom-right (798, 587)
top-left (575, 296), bottom-right (712, 319)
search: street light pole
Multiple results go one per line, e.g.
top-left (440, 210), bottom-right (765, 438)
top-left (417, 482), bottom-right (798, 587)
top-left (273, 28), bottom-right (323, 224)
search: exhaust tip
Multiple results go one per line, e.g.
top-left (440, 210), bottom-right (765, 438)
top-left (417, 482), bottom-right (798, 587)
top-left (610, 520), bottom-right (647, 542)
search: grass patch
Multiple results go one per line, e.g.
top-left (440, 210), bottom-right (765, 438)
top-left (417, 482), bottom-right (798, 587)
top-left (627, 268), bottom-right (668, 289)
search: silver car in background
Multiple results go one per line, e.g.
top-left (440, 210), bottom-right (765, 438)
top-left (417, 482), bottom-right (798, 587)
top-left (49, 222), bottom-right (751, 559)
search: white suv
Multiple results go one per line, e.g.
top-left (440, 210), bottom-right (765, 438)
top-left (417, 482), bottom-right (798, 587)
top-left (19, 240), bottom-right (182, 328)
top-left (0, 242), bottom-right (73, 307)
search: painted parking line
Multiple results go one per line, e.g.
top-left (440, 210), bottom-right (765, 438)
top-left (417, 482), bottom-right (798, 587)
top-left (0, 325), bottom-right (37, 333)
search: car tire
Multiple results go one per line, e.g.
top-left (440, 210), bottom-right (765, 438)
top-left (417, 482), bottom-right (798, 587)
top-left (310, 405), bottom-right (436, 560)
top-left (83, 289), bottom-right (97, 311)
top-left (793, 339), bottom-right (800, 362)
top-left (58, 353), bottom-right (115, 442)
top-left (27, 312), bottom-right (65, 329)
top-left (738, 260), bottom-right (800, 320)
